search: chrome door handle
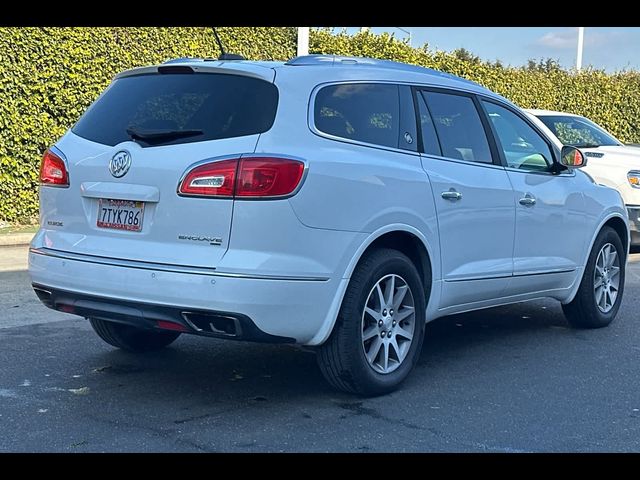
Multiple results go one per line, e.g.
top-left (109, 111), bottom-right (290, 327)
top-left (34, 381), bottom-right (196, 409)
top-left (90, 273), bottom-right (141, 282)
top-left (519, 195), bottom-right (536, 206)
top-left (441, 190), bottom-right (462, 201)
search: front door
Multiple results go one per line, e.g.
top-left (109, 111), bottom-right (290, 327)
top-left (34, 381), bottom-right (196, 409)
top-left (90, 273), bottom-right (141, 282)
top-left (480, 100), bottom-right (587, 294)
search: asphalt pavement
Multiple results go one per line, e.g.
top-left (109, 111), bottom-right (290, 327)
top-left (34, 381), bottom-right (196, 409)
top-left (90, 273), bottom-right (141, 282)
top-left (2, 245), bottom-right (640, 452)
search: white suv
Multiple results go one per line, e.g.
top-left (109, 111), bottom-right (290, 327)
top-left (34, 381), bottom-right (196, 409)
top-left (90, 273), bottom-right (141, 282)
top-left (525, 109), bottom-right (640, 246)
top-left (30, 55), bottom-right (629, 396)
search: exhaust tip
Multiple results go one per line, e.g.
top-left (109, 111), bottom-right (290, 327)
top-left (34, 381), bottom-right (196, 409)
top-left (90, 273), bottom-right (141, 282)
top-left (181, 312), bottom-right (243, 337)
top-left (33, 287), bottom-right (53, 307)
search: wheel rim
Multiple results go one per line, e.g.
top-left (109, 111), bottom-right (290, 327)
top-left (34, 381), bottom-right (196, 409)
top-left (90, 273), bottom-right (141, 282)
top-left (361, 274), bottom-right (416, 374)
top-left (593, 242), bottom-right (621, 313)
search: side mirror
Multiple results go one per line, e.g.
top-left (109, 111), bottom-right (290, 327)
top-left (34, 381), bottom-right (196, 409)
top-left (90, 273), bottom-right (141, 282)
top-left (560, 146), bottom-right (587, 168)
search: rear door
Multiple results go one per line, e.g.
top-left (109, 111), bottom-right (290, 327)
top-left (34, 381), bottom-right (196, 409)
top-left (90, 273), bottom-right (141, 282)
top-left (40, 69), bottom-right (278, 268)
top-left (415, 88), bottom-right (516, 309)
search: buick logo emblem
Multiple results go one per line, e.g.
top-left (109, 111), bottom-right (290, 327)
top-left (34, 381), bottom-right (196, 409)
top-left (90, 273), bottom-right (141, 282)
top-left (109, 151), bottom-right (131, 178)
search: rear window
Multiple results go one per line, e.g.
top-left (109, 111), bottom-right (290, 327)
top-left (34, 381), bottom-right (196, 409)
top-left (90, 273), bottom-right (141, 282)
top-left (72, 73), bottom-right (278, 147)
top-left (314, 83), bottom-right (400, 149)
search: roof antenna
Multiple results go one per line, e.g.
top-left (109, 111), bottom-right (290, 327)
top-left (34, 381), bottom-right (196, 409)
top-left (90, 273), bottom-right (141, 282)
top-left (212, 28), bottom-right (246, 61)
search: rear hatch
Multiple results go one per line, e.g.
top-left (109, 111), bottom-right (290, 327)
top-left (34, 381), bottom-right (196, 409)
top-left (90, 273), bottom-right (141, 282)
top-left (39, 65), bottom-right (278, 268)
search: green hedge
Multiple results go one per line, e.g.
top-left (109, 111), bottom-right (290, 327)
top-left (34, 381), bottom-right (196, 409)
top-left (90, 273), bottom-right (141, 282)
top-left (1, 27), bottom-right (639, 222)
top-left (0, 27), bottom-right (296, 222)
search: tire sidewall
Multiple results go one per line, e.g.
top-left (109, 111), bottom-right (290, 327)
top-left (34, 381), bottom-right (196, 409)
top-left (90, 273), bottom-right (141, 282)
top-left (342, 252), bottom-right (426, 393)
top-left (583, 227), bottom-right (626, 324)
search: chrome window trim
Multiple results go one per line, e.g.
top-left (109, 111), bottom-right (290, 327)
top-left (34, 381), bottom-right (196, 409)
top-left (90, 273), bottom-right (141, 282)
top-left (308, 81), bottom-right (415, 156)
top-left (308, 79), bottom-right (505, 159)
top-left (503, 166), bottom-right (575, 178)
top-left (308, 80), bottom-right (578, 179)
top-left (420, 153), bottom-right (507, 172)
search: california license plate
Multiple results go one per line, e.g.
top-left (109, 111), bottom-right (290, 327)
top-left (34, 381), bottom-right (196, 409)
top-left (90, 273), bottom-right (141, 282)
top-left (97, 199), bottom-right (145, 232)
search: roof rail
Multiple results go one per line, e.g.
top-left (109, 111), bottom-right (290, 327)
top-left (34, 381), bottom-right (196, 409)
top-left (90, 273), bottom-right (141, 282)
top-left (285, 54), bottom-right (480, 86)
top-left (285, 54), bottom-right (441, 74)
top-left (285, 55), bottom-right (381, 66)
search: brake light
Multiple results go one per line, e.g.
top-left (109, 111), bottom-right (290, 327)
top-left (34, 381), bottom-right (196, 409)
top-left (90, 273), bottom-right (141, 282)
top-left (178, 157), bottom-right (305, 198)
top-left (237, 157), bottom-right (305, 197)
top-left (40, 149), bottom-right (69, 187)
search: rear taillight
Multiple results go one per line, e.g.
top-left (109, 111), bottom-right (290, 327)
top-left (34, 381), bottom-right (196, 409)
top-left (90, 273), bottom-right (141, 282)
top-left (178, 159), bottom-right (237, 197)
top-left (39, 149), bottom-right (69, 187)
top-left (236, 157), bottom-right (305, 197)
top-left (178, 156), bottom-right (305, 199)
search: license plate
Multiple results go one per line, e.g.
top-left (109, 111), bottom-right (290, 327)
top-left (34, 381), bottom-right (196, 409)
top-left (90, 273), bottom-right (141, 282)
top-left (97, 199), bottom-right (145, 232)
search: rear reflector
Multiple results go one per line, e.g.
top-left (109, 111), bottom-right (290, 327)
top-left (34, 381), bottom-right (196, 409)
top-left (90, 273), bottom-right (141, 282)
top-left (59, 304), bottom-right (75, 314)
top-left (178, 156), bottom-right (304, 198)
top-left (40, 149), bottom-right (69, 187)
top-left (156, 320), bottom-right (189, 332)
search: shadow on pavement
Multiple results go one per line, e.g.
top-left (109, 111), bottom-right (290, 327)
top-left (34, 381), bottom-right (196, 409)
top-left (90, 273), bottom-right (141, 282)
top-left (31, 299), bottom-right (571, 403)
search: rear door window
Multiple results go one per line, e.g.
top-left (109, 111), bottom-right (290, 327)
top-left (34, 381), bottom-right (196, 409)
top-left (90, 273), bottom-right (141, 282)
top-left (314, 83), bottom-right (400, 149)
top-left (72, 73), bottom-right (278, 147)
top-left (415, 91), bottom-right (442, 156)
top-left (420, 91), bottom-right (493, 164)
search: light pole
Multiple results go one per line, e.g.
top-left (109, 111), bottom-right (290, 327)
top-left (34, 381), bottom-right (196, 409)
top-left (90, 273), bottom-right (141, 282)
top-left (395, 27), bottom-right (412, 47)
top-left (576, 27), bottom-right (585, 71)
top-left (297, 27), bottom-right (309, 56)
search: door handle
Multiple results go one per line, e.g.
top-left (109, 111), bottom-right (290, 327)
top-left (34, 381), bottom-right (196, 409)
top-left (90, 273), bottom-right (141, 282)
top-left (441, 190), bottom-right (462, 201)
top-left (519, 195), bottom-right (536, 206)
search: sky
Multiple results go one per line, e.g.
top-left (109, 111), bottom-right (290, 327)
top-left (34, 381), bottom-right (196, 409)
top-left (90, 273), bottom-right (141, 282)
top-left (338, 27), bottom-right (640, 72)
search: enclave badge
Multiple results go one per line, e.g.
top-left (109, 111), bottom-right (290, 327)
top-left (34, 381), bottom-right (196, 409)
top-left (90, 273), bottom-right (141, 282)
top-left (178, 235), bottom-right (223, 246)
top-left (109, 150), bottom-right (131, 178)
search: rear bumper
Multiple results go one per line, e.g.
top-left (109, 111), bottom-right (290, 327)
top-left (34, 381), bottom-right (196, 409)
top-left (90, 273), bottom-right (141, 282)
top-left (32, 284), bottom-right (293, 343)
top-left (29, 247), bottom-right (343, 344)
top-left (626, 205), bottom-right (640, 245)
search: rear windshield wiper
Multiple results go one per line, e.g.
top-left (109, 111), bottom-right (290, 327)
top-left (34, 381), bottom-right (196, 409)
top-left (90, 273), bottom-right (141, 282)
top-left (126, 126), bottom-right (203, 142)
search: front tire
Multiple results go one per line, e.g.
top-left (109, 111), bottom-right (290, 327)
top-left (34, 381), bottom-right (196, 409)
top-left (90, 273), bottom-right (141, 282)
top-left (89, 318), bottom-right (181, 352)
top-left (562, 226), bottom-right (625, 329)
top-left (317, 248), bottom-right (427, 396)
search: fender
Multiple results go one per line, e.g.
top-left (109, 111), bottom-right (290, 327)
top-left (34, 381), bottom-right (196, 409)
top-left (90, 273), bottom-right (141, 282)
top-left (307, 223), bottom-right (439, 346)
top-left (341, 223), bottom-right (439, 281)
top-left (562, 211), bottom-right (629, 305)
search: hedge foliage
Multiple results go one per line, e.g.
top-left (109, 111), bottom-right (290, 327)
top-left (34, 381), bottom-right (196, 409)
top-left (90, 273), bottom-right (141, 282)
top-left (0, 27), bottom-right (296, 222)
top-left (1, 27), bottom-right (640, 222)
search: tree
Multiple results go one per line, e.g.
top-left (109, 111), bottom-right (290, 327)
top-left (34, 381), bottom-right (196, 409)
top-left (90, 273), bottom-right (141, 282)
top-left (452, 48), bottom-right (481, 64)
top-left (526, 57), bottom-right (562, 73)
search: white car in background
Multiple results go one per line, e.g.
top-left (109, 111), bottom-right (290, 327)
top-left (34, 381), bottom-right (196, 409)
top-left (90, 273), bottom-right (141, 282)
top-left (525, 109), bottom-right (640, 246)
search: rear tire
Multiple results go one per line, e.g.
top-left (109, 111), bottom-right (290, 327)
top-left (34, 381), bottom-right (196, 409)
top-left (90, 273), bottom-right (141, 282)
top-left (317, 248), bottom-right (427, 396)
top-left (89, 318), bottom-right (181, 352)
top-left (562, 226), bottom-right (625, 329)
